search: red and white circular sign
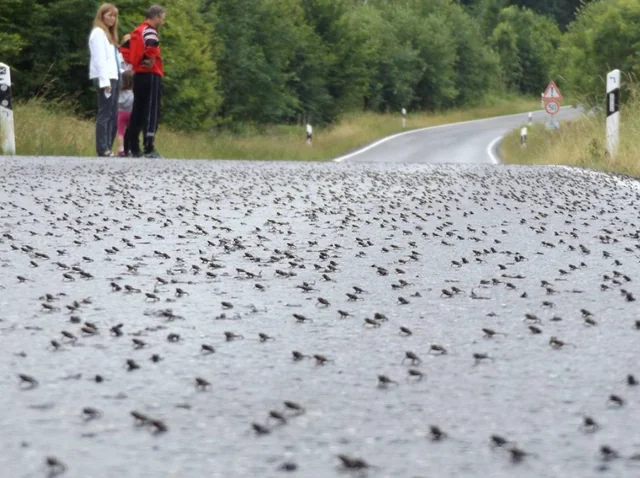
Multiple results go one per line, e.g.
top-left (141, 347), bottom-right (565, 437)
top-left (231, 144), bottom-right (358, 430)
top-left (544, 100), bottom-right (559, 115)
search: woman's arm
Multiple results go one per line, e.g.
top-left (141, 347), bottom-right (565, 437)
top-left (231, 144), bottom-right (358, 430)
top-left (89, 28), bottom-right (111, 90)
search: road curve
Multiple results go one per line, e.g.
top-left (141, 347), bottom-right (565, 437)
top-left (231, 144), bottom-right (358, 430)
top-left (334, 107), bottom-right (583, 164)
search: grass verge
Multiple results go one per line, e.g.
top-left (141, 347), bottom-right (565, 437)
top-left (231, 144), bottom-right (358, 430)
top-left (500, 88), bottom-right (640, 179)
top-left (4, 95), bottom-right (540, 160)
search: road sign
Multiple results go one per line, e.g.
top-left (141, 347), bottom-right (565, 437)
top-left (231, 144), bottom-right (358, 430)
top-left (542, 81), bottom-right (563, 101)
top-left (544, 100), bottom-right (559, 115)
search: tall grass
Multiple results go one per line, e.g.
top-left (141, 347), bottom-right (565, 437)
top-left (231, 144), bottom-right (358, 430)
top-left (500, 83), bottom-right (640, 178)
top-left (3, 95), bottom-right (539, 160)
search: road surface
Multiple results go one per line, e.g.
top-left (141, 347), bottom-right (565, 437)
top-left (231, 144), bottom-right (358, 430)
top-left (0, 113), bottom-right (639, 478)
top-left (334, 107), bottom-right (583, 164)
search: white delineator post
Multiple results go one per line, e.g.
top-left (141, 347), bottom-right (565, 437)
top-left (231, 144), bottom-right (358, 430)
top-left (528, 112), bottom-right (532, 124)
top-left (606, 69), bottom-right (620, 159)
top-left (401, 108), bottom-right (407, 129)
top-left (0, 63), bottom-right (16, 155)
top-left (520, 126), bottom-right (527, 148)
top-left (306, 123), bottom-right (313, 145)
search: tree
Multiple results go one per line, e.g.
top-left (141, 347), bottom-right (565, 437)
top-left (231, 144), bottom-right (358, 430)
top-left (300, 0), bottom-right (370, 119)
top-left (345, 5), bottom-right (421, 112)
top-left (159, 0), bottom-right (222, 130)
top-left (0, 0), bottom-right (27, 62)
top-left (491, 21), bottom-right (521, 90)
top-left (556, 0), bottom-right (640, 103)
top-left (506, 0), bottom-right (595, 30)
top-left (0, 0), bottom-right (96, 109)
top-left (0, 0), bottom-right (581, 131)
top-left (213, 0), bottom-right (308, 124)
top-left (491, 6), bottom-right (561, 94)
top-left (441, 2), bottom-right (501, 106)
top-left (118, 0), bottom-right (222, 130)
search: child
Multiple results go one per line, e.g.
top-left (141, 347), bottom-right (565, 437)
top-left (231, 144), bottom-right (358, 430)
top-left (117, 70), bottom-right (134, 157)
top-left (119, 33), bottom-right (132, 71)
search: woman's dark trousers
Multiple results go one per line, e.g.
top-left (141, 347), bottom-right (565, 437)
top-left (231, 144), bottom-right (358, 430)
top-left (94, 78), bottom-right (119, 155)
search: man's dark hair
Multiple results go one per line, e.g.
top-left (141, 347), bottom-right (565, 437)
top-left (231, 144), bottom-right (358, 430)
top-left (146, 5), bottom-right (165, 19)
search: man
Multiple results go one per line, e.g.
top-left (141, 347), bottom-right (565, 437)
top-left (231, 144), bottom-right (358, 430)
top-left (128, 5), bottom-right (166, 158)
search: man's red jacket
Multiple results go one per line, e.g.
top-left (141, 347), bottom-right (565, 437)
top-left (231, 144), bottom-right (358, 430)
top-left (124, 20), bottom-right (164, 77)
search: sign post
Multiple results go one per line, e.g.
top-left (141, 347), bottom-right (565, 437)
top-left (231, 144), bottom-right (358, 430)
top-left (542, 80), bottom-right (562, 130)
top-left (401, 108), bottom-right (406, 129)
top-left (0, 63), bottom-right (16, 155)
top-left (606, 69), bottom-right (620, 159)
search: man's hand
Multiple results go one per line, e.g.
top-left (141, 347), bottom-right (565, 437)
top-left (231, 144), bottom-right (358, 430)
top-left (104, 86), bottom-right (112, 93)
top-left (141, 57), bottom-right (156, 68)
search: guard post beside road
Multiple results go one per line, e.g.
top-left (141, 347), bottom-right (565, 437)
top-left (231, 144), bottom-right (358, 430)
top-left (0, 63), bottom-right (16, 155)
top-left (306, 123), bottom-right (313, 145)
top-left (606, 69), bottom-right (620, 159)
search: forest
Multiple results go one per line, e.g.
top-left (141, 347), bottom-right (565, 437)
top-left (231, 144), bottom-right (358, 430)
top-left (0, 0), bottom-right (637, 132)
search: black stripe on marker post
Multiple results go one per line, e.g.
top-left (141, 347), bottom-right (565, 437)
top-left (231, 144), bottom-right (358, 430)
top-left (0, 65), bottom-right (12, 111)
top-left (607, 88), bottom-right (619, 118)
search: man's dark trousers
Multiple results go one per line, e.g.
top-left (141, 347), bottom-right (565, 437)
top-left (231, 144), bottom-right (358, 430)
top-left (129, 72), bottom-right (161, 155)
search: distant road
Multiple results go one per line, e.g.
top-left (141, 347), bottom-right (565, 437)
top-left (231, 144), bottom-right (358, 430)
top-left (334, 107), bottom-right (583, 164)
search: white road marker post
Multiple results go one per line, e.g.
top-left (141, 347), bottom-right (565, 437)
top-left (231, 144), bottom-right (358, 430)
top-left (306, 123), bottom-right (313, 145)
top-left (0, 63), bottom-right (16, 155)
top-left (606, 69), bottom-right (620, 160)
top-left (401, 108), bottom-right (406, 129)
top-left (528, 112), bottom-right (532, 124)
top-left (520, 126), bottom-right (527, 148)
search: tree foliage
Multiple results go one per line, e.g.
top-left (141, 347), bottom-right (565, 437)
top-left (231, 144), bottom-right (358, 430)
top-left (491, 6), bottom-right (561, 94)
top-left (556, 0), bottom-right (640, 102)
top-left (467, 0), bottom-right (594, 31)
top-left (0, 0), bottom-right (618, 130)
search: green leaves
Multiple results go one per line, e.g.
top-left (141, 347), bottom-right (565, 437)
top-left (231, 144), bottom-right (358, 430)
top-left (160, 0), bottom-right (222, 130)
top-left (557, 0), bottom-right (640, 103)
top-left (0, 0), bottom-right (603, 131)
top-left (490, 6), bottom-right (561, 94)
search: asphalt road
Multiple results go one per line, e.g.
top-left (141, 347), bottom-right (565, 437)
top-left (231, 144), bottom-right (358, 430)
top-left (334, 107), bottom-right (583, 164)
top-left (1, 120), bottom-right (640, 478)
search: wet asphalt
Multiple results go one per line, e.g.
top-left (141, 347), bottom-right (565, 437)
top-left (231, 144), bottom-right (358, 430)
top-left (1, 157), bottom-right (640, 478)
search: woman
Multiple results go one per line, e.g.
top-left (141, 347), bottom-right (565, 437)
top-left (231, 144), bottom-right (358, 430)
top-left (89, 3), bottom-right (121, 157)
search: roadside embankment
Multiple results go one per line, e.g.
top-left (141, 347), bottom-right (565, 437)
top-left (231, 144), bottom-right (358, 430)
top-left (500, 92), bottom-right (640, 178)
top-left (2, 97), bottom-right (539, 160)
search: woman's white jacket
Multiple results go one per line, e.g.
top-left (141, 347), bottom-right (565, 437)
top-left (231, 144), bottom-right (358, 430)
top-left (89, 27), bottom-right (119, 89)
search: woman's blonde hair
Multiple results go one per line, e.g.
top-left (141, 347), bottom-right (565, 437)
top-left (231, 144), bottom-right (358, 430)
top-left (94, 3), bottom-right (119, 45)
